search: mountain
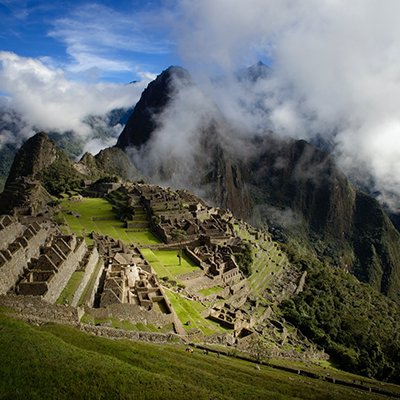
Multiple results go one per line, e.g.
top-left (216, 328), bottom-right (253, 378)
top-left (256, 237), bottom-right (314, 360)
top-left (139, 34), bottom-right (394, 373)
top-left (0, 132), bottom-right (139, 213)
top-left (116, 66), bottom-right (192, 150)
top-left (0, 106), bottom-right (133, 191)
top-left (77, 146), bottom-right (139, 181)
top-left (3, 128), bottom-right (400, 383)
top-left (114, 65), bottom-right (400, 303)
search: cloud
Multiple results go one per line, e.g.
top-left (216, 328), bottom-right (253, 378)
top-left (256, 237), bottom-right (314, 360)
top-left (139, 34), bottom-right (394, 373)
top-left (167, 0), bottom-right (400, 208)
top-left (0, 51), bottom-right (149, 149)
top-left (49, 3), bottom-right (171, 77)
top-left (129, 78), bottom-right (218, 195)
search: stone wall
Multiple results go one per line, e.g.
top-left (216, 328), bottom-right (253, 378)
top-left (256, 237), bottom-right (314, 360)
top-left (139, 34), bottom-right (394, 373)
top-left (0, 294), bottom-right (80, 325)
top-left (71, 246), bottom-right (99, 307)
top-left (0, 224), bottom-right (48, 295)
top-left (44, 238), bottom-right (87, 303)
top-left (0, 216), bottom-right (23, 251)
top-left (87, 302), bottom-right (174, 327)
top-left (184, 247), bottom-right (208, 269)
top-left (80, 324), bottom-right (183, 344)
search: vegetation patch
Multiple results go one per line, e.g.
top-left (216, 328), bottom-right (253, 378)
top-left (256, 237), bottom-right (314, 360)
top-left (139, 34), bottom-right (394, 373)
top-left (165, 289), bottom-right (227, 335)
top-left (141, 249), bottom-right (199, 281)
top-left (280, 262), bottom-right (400, 383)
top-left (198, 286), bottom-right (224, 297)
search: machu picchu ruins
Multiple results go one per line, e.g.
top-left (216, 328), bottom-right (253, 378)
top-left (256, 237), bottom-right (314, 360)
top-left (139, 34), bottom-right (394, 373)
top-left (0, 177), bottom-right (319, 361)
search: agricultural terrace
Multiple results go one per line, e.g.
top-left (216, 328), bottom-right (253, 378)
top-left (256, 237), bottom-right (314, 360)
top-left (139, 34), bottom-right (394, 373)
top-left (165, 288), bottom-right (228, 335)
top-left (234, 224), bottom-right (288, 295)
top-left (59, 197), bottom-right (160, 245)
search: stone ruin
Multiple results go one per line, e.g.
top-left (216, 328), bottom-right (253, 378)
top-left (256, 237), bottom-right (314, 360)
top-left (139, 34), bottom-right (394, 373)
top-left (100, 249), bottom-right (172, 315)
top-left (0, 218), bottom-right (49, 295)
top-left (17, 234), bottom-right (87, 303)
top-left (0, 214), bottom-right (101, 307)
top-left (185, 243), bottom-right (242, 286)
top-left (126, 183), bottom-right (235, 245)
top-left (93, 233), bottom-right (173, 316)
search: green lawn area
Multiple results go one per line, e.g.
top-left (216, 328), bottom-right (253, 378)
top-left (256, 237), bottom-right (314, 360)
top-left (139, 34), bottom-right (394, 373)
top-left (0, 312), bottom-right (392, 400)
top-left (141, 249), bottom-right (200, 281)
top-left (59, 197), bottom-right (160, 245)
top-left (140, 249), bottom-right (226, 334)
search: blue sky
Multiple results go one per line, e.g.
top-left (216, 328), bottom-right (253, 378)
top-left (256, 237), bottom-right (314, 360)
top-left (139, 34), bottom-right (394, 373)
top-left (0, 0), bottom-right (178, 82)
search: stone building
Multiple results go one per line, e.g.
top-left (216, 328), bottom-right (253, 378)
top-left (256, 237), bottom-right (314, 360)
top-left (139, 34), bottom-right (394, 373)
top-left (100, 249), bottom-right (172, 315)
top-left (17, 234), bottom-right (86, 303)
top-left (0, 221), bottom-right (49, 294)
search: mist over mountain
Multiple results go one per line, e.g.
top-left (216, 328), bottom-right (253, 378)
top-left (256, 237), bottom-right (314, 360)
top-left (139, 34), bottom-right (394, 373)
top-left (115, 65), bottom-right (400, 303)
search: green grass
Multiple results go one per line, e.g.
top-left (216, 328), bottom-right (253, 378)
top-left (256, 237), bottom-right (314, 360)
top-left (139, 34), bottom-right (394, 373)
top-left (165, 289), bottom-right (228, 335)
top-left (235, 225), bottom-right (287, 295)
top-left (140, 250), bottom-right (229, 335)
top-left (56, 271), bottom-right (85, 305)
top-left (0, 313), bottom-right (392, 400)
top-left (141, 249), bottom-right (199, 281)
top-left (60, 197), bottom-right (160, 245)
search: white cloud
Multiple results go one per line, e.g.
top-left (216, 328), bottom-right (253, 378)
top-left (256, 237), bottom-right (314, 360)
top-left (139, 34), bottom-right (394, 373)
top-left (49, 3), bottom-right (170, 76)
top-left (0, 51), bottom-right (148, 144)
top-left (170, 0), bottom-right (400, 207)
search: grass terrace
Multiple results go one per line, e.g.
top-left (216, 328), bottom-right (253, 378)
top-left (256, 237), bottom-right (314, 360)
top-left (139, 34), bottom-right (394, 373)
top-left (234, 224), bottom-right (287, 295)
top-left (56, 271), bottom-right (84, 305)
top-left (59, 197), bottom-right (160, 245)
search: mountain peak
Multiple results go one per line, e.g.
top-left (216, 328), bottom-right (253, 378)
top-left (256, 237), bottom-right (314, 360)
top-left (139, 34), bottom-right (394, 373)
top-left (238, 61), bottom-right (271, 82)
top-left (116, 66), bottom-right (193, 150)
top-left (5, 132), bottom-right (59, 186)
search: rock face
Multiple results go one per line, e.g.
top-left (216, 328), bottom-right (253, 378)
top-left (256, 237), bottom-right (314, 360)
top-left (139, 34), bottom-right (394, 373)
top-left (115, 65), bottom-right (400, 302)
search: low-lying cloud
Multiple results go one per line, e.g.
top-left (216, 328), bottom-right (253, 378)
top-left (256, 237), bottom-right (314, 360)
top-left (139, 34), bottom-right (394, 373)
top-left (0, 51), bottom-right (149, 152)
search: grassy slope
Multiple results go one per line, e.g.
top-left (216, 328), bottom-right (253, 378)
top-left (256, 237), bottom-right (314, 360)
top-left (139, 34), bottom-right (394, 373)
top-left (0, 313), bottom-right (390, 400)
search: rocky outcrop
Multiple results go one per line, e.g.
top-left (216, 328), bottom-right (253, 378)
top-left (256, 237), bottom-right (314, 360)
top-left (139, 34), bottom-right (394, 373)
top-left (5, 132), bottom-right (61, 186)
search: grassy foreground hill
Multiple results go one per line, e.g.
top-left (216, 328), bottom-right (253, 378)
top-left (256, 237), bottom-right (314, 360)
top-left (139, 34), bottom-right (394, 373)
top-left (0, 311), bottom-right (397, 400)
